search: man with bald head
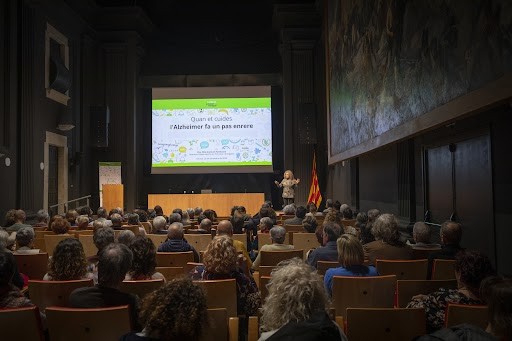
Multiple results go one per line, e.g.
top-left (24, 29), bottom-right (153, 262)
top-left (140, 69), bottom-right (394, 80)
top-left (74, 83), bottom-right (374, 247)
top-left (216, 220), bottom-right (252, 269)
top-left (157, 222), bottom-right (199, 262)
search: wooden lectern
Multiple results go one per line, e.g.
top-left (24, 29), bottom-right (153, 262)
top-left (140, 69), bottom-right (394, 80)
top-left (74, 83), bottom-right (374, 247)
top-left (102, 184), bottom-right (124, 211)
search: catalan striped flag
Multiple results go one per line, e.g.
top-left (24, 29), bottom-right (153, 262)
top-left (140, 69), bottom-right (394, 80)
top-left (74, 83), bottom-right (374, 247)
top-left (307, 152), bottom-right (322, 207)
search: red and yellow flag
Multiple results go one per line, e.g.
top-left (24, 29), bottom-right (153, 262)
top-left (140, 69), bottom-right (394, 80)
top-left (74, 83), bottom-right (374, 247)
top-left (307, 152), bottom-right (322, 207)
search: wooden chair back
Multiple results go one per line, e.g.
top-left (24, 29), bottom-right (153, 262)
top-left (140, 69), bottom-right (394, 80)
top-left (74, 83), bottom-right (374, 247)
top-left (147, 234), bottom-right (167, 249)
top-left (332, 275), bottom-right (397, 319)
top-left (341, 219), bottom-right (356, 227)
top-left (34, 230), bottom-right (54, 239)
top-left (28, 279), bottom-right (94, 311)
top-left (194, 279), bottom-right (237, 317)
top-left (46, 305), bottom-right (131, 340)
top-left (0, 306), bottom-right (44, 341)
top-left (156, 251), bottom-right (195, 267)
top-left (376, 259), bottom-right (428, 280)
top-left (279, 214), bottom-right (295, 222)
top-left (155, 266), bottom-right (185, 281)
top-left (184, 234), bottom-right (212, 252)
top-left (432, 259), bottom-right (457, 280)
top-left (396, 279), bottom-right (457, 308)
top-left (258, 266), bottom-right (275, 277)
top-left (412, 247), bottom-right (441, 259)
top-left (141, 221), bottom-right (152, 234)
top-left (284, 224), bottom-right (304, 233)
top-left (119, 279), bottom-right (164, 299)
top-left (257, 232), bottom-right (272, 251)
top-left (292, 233), bottom-right (320, 257)
top-left (317, 261), bottom-right (340, 275)
top-left (33, 239), bottom-right (46, 253)
top-left (199, 308), bottom-right (239, 341)
top-left (13, 252), bottom-right (49, 280)
top-left (232, 233), bottom-right (248, 250)
top-left (445, 304), bottom-right (488, 329)
top-left (44, 234), bottom-right (75, 257)
top-left (260, 249), bottom-right (304, 266)
top-left (123, 225), bottom-right (140, 235)
top-left (346, 308), bottom-right (426, 341)
top-left (73, 230), bottom-right (94, 238)
top-left (259, 276), bottom-right (271, 303)
top-left (78, 234), bottom-right (97, 258)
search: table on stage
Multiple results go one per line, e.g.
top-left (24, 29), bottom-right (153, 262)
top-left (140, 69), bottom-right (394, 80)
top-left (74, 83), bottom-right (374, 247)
top-left (147, 193), bottom-right (265, 217)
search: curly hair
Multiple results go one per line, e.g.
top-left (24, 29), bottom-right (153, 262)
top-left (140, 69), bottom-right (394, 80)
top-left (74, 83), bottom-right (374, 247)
top-left (455, 250), bottom-right (495, 298)
top-left (139, 278), bottom-right (207, 340)
top-left (202, 235), bottom-right (237, 275)
top-left (371, 213), bottom-right (401, 244)
top-left (260, 258), bottom-right (328, 331)
top-left (51, 217), bottom-right (71, 234)
top-left (323, 211), bottom-right (341, 225)
top-left (48, 238), bottom-right (88, 280)
top-left (482, 277), bottom-right (512, 340)
top-left (128, 236), bottom-right (157, 279)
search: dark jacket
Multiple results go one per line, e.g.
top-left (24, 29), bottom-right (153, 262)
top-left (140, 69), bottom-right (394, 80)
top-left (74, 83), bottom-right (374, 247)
top-left (266, 311), bottom-right (345, 341)
top-left (157, 239), bottom-right (200, 262)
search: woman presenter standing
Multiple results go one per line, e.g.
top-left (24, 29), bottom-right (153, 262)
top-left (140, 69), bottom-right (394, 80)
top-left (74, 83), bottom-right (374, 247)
top-left (274, 170), bottom-right (300, 206)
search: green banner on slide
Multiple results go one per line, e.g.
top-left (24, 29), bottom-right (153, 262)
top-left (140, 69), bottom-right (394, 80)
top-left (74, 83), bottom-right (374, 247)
top-left (153, 161), bottom-right (272, 167)
top-left (152, 98), bottom-right (271, 110)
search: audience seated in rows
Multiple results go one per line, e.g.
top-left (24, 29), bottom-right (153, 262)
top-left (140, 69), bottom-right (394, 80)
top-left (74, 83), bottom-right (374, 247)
top-left (120, 278), bottom-right (207, 340)
top-left (323, 199), bottom-right (334, 215)
top-left (5, 209), bottom-right (32, 233)
top-left (76, 215), bottom-right (90, 230)
top-left (302, 215), bottom-right (318, 233)
top-left (284, 205), bottom-right (306, 226)
top-left (259, 258), bottom-right (347, 341)
top-left (409, 222), bottom-right (441, 250)
top-left (96, 207), bottom-right (112, 227)
top-left (125, 236), bottom-right (165, 282)
top-left (157, 222), bottom-right (200, 262)
top-left (0, 252), bottom-right (33, 308)
top-left (363, 213), bottom-right (412, 265)
top-left (427, 220), bottom-right (464, 279)
top-left (407, 250), bottom-right (496, 333)
top-left (252, 226), bottom-right (294, 270)
top-left (217, 220), bottom-right (252, 270)
top-left (360, 208), bottom-right (380, 244)
top-left (190, 235), bottom-right (260, 316)
top-left (307, 221), bottom-right (342, 268)
top-left (44, 238), bottom-right (93, 281)
top-left (88, 227), bottom-right (116, 283)
top-left (324, 234), bottom-right (378, 297)
top-left (51, 217), bottom-right (71, 235)
top-left (14, 226), bottom-right (38, 254)
top-left (0, 231), bottom-right (23, 289)
top-left (70, 242), bottom-right (140, 330)
top-left (32, 209), bottom-right (49, 229)
top-left (118, 230), bottom-right (136, 247)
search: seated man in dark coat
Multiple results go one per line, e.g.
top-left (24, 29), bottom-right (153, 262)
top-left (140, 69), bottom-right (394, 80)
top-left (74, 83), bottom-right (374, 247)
top-left (69, 243), bottom-right (140, 330)
top-left (306, 222), bottom-right (342, 268)
top-left (157, 222), bottom-right (200, 262)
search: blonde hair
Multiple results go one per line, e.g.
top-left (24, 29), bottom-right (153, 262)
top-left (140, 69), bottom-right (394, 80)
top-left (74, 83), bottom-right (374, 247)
top-left (337, 234), bottom-right (364, 267)
top-left (283, 170), bottom-right (295, 179)
top-left (260, 258), bottom-right (328, 331)
top-left (202, 235), bottom-right (237, 275)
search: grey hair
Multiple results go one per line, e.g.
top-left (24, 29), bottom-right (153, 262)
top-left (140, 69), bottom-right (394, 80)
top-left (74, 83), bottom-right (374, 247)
top-left (117, 230), bottom-right (136, 247)
top-left (36, 209), bottom-right (49, 223)
top-left (0, 230), bottom-right (9, 250)
top-left (76, 215), bottom-right (90, 226)
top-left (110, 213), bottom-right (122, 225)
top-left (259, 217), bottom-right (273, 230)
top-left (93, 227), bottom-right (115, 251)
top-left (413, 222), bottom-right (431, 244)
top-left (93, 219), bottom-right (106, 231)
top-left (98, 243), bottom-right (133, 287)
top-left (371, 213), bottom-right (400, 243)
top-left (282, 205), bottom-right (296, 215)
top-left (152, 216), bottom-right (167, 231)
top-left (200, 218), bottom-right (212, 230)
top-left (261, 258), bottom-right (328, 331)
top-left (16, 226), bottom-right (35, 247)
top-left (168, 222), bottom-right (184, 239)
top-left (168, 213), bottom-right (181, 224)
top-left (270, 226), bottom-right (286, 244)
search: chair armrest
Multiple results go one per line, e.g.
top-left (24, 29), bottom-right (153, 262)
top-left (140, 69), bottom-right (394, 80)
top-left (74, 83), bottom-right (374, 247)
top-left (248, 316), bottom-right (259, 341)
top-left (228, 317), bottom-right (239, 341)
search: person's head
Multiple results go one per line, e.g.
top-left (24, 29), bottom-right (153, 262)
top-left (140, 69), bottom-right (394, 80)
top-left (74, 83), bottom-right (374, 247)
top-left (181, 210), bottom-right (190, 222)
top-left (93, 227), bottom-right (115, 251)
top-left (199, 218), bottom-right (212, 231)
top-left (413, 222), bottom-right (432, 244)
top-left (259, 217), bottom-right (274, 232)
top-left (270, 226), bottom-right (287, 244)
top-left (202, 236), bottom-right (237, 274)
top-left (440, 221), bottom-right (462, 246)
top-left (371, 213), bottom-right (401, 244)
top-left (217, 220), bottom-right (233, 236)
top-left (302, 215), bottom-right (318, 233)
top-left (129, 236), bottom-right (157, 279)
top-left (307, 202), bottom-right (318, 214)
top-left (344, 226), bottom-right (359, 237)
top-left (4, 209), bottom-right (16, 227)
top-left (76, 215), bottom-right (90, 230)
top-left (127, 213), bottom-right (140, 226)
top-left (36, 209), bottom-right (49, 224)
top-left (65, 210), bottom-right (78, 225)
top-left (454, 250), bottom-right (495, 298)
top-left (97, 243), bottom-right (133, 288)
top-left (14, 209), bottom-right (26, 223)
top-left (355, 212), bottom-right (368, 226)
top-left (482, 277), bottom-right (512, 340)
top-left (367, 208), bottom-right (381, 222)
top-left (15, 226), bottom-right (35, 248)
top-left (324, 211), bottom-right (342, 225)
top-left (110, 213), bottom-right (122, 227)
top-left (333, 201), bottom-right (342, 211)
top-left (0, 230), bottom-right (10, 251)
top-left (323, 221), bottom-right (342, 244)
top-left (295, 206), bottom-right (307, 219)
top-left (167, 222), bottom-right (184, 240)
top-left (194, 207), bottom-right (203, 217)
top-left (337, 234), bottom-right (364, 267)
top-left (78, 206), bottom-right (92, 216)
top-left (341, 206), bottom-right (353, 219)
top-left (48, 238), bottom-right (88, 280)
top-left (97, 207), bottom-right (108, 219)
top-left (154, 205), bottom-right (164, 216)
top-left (152, 216), bottom-right (167, 232)
top-left (51, 217), bottom-right (70, 234)
top-left (230, 215), bottom-right (245, 233)
top-left (168, 213), bottom-right (182, 224)
top-left (139, 278), bottom-right (207, 341)
top-left (203, 209), bottom-right (217, 221)
top-left (283, 204), bottom-right (296, 215)
top-left (117, 230), bottom-right (136, 247)
top-left (92, 219), bottom-right (107, 232)
top-left (187, 208), bottom-right (195, 220)
top-left (0, 252), bottom-right (16, 286)
top-left (172, 208), bottom-right (183, 217)
top-left (325, 199), bottom-right (333, 208)
top-left (261, 258), bottom-right (328, 332)
top-left (134, 209), bottom-right (148, 223)
top-left (283, 170), bottom-right (294, 180)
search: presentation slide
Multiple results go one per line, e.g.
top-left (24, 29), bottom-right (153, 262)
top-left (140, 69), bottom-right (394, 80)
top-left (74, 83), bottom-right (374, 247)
top-left (152, 86), bottom-right (273, 174)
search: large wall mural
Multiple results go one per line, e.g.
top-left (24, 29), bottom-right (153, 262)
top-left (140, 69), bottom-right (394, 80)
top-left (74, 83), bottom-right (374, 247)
top-left (327, 0), bottom-right (512, 160)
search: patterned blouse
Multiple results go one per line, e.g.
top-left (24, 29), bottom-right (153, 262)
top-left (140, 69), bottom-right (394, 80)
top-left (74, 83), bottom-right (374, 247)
top-left (406, 287), bottom-right (483, 332)
top-left (0, 284), bottom-right (34, 308)
top-left (190, 266), bottom-right (261, 316)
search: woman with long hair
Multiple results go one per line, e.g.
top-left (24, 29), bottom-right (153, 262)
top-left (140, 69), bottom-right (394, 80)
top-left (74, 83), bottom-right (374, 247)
top-left (44, 238), bottom-right (93, 281)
